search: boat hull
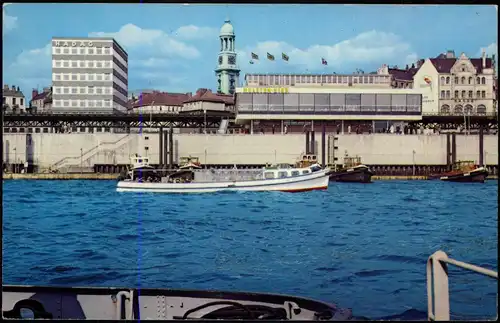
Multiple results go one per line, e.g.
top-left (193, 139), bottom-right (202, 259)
top-left (329, 167), bottom-right (373, 183)
top-left (439, 167), bottom-right (489, 183)
top-left (117, 170), bottom-right (330, 193)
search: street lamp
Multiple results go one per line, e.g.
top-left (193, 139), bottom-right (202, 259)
top-left (13, 147), bottom-right (17, 173)
top-left (204, 109), bottom-right (207, 134)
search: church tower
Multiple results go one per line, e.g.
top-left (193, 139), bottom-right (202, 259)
top-left (215, 18), bottom-right (240, 95)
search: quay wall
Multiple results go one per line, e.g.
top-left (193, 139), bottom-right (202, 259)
top-left (2, 133), bottom-right (498, 169)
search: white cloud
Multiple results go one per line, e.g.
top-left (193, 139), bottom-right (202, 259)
top-left (89, 23), bottom-right (200, 59)
top-left (174, 25), bottom-right (218, 40)
top-left (3, 10), bottom-right (18, 34)
top-left (238, 30), bottom-right (418, 72)
top-left (477, 43), bottom-right (497, 58)
top-left (5, 23), bottom-right (215, 95)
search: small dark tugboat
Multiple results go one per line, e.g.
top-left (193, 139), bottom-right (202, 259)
top-left (430, 160), bottom-right (489, 183)
top-left (329, 155), bottom-right (374, 183)
top-left (117, 155), bottom-right (162, 182)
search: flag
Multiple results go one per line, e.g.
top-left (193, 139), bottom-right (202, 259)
top-left (249, 60), bottom-right (254, 65)
top-left (321, 58), bottom-right (328, 65)
top-left (251, 52), bottom-right (259, 60)
top-left (282, 53), bottom-right (289, 61)
top-left (267, 52), bottom-right (275, 61)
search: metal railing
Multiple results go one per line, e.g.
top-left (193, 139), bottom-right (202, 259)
top-left (426, 250), bottom-right (498, 321)
top-left (237, 104), bottom-right (422, 115)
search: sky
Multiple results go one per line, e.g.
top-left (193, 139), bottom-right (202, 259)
top-left (2, 3), bottom-right (498, 98)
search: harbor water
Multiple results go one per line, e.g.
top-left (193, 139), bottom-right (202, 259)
top-left (2, 180), bottom-right (498, 319)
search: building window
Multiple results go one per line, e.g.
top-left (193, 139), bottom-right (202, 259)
top-left (461, 76), bottom-right (465, 84)
top-left (476, 90), bottom-right (480, 98)
top-left (88, 48), bottom-right (94, 55)
top-left (71, 47), bottom-right (77, 54)
top-left (80, 87), bottom-right (86, 94)
top-left (88, 74), bottom-right (94, 81)
top-left (454, 77), bottom-right (459, 84)
top-left (71, 87), bottom-right (77, 94)
top-left (88, 87), bottom-right (94, 94)
top-left (55, 74), bottom-right (61, 81)
top-left (481, 77), bottom-right (486, 84)
top-left (104, 61), bottom-right (111, 67)
top-left (468, 91), bottom-right (473, 98)
top-left (96, 87), bottom-right (102, 94)
top-left (440, 77), bottom-right (445, 85)
top-left (55, 48), bottom-right (61, 54)
top-left (477, 104), bottom-right (486, 114)
top-left (71, 100), bottom-right (77, 107)
top-left (63, 100), bottom-right (69, 107)
top-left (79, 61), bottom-right (85, 68)
top-left (88, 61), bottom-right (94, 68)
top-left (446, 90), bottom-right (450, 99)
top-left (454, 90), bottom-right (459, 98)
top-left (104, 73), bottom-right (111, 80)
top-left (96, 74), bottom-right (102, 81)
top-left (63, 48), bottom-right (69, 54)
top-left (71, 74), bottom-right (77, 81)
top-left (481, 91), bottom-right (486, 98)
top-left (63, 74), bottom-right (69, 81)
top-left (71, 61), bottom-right (77, 67)
top-left (20, 98), bottom-right (24, 106)
top-left (79, 48), bottom-right (85, 55)
top-left (104, 47), bottom-right (110, 55)
top-left (454, 105), bottom-right (463, 114)
top-left (104, 87), bottom-right (111, 94)
top-left (96, 61), bottom-right (103, 68)
top-left (80, 74), bottom-right (86, 81)
top-left (446, 77), bottom-right (450, 84)
top-left (88, 100), bottom-right (94, 107)
top-left (63, 87), bottom-right (69, 94)
top-left (104, 99), bottom-right (111, 107)
top-left (476, 77), bottom-right (480, 84)
top-left (461, 90), bottom-right (465, 98)
top-left (63, 61), bottom-right (69, 67)
top-left (97, 48), bottom-right (102, 55)
top-left (55, 60), bottom-right (61, 67)
top-left (54, 87), bottom-right (61, 94)
top-left (440, 90), bottom-right (445, 99)
top-left (468, 77), bottom-right (472, 84)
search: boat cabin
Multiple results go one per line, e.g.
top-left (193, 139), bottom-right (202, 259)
top-left (344, 156), bottom-right (362, 169)
top-left (452, 160), bottom-right (478, 172)
top-left (296, 154), bottom-right (318, 168)
top-left (130, 155), bottom-right (153, 170)
top-left (179, 156), bottom-right (202, 170)
top-left (262, 163), bottom-right (321, 179)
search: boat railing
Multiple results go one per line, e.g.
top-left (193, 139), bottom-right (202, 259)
top-left (426, 250), bottom-right (498, 321)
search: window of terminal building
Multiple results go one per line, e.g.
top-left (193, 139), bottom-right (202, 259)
top-left (97, 47), bottom-right (102, 55)
top-left (71, 87), bottom-right (77, 94)
top-left (43, 128), bottom-right (49, 133)
top-left (88, 74), bottom-right (94, 81)
top-left (407, 94), bottom-right (421, 112)
top-left (96, 61), bottom-right (103, 68)
top-left (71, 100), bottom-right (77, 107)
top-left (63, 100), bottom-right (69, 107)
top-left (391, 94), bottom-right (406, 112)
top-left (104, 61), bottom-right (111, 68)
top-left (375, 94), bottom-right (391, 112)
top-left (104, 47), bottom-right (110, 55)
top-left (79, 48), bottom-right (85, 55)
top-left (88, 61), bottom-right (94, 68)
top-left (19, 127), bottom-right (25, 133)
top-left (35, 128), bottom-right (40, 133)
top-left (55, 60), bottom-right (61, 67)
top-left (268, 94), bottom-right (284, 111)
top-left (63, 87), bottom-right (69, 94)
top-left (361, 94), bottom-right (376, 111)
top-left (96, 74), bottom-right (102, 81)
top-left (55, 48), bottom-right (61, 54)
top-left (79, 61), bottom-right (85, 68)
top-left (104, 73), bottom-right (111, 80)
top-left (63, 74), bottom-right (69, 81)
top-left (71, 47), bottom-right (77, 54)
top-left (63, 48), bottom-right (69, 54)
top-left (55, 74), bottom-right (61, 81)
top-left (88, 48), bottom-right (94, 55)
top-left (63, 60), bottom-right (69, 67)
top-left (345, 94), bottom-right (361, 111)
top-left (71, 61), bottom-right (77, 67)
top-left (80, 74), bottom-right (86, 81)
top-left (71, 74), bottom-right (77, 81)
top-left (79, 87), bottom-right (86, 94)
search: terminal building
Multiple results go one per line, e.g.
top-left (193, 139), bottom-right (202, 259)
top-left (51, 37), bottom-right (129, 114)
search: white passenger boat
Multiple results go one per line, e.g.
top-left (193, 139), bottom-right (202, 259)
top-left (116, 156), bottom-right (329, 193)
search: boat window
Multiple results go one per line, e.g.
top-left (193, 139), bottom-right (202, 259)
top-left (302, 170), bottom-right (310, 174)
top-left (138, 159), bottom-right (142, 163)
top-left (277, 171), bottom-right (288, 178)
top-left (291, 170), bottom-right (300, 176)
top-left (264, 172), bottom-right (275, 179)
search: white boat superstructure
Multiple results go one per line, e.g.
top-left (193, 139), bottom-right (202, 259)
top-left (117, 157), bottom-right (329, 194)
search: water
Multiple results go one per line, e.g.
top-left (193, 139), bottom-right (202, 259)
top-left (2, 180), bottom-right (498, 319)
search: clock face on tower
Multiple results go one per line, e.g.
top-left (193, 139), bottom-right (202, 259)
top-left (218, 56), bottom-right (223, 65)
top-left (228, 56), bottom-right (236, 65)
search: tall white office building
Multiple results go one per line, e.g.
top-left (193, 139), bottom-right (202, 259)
top-left (51, 37), bottom-right (128, 114)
